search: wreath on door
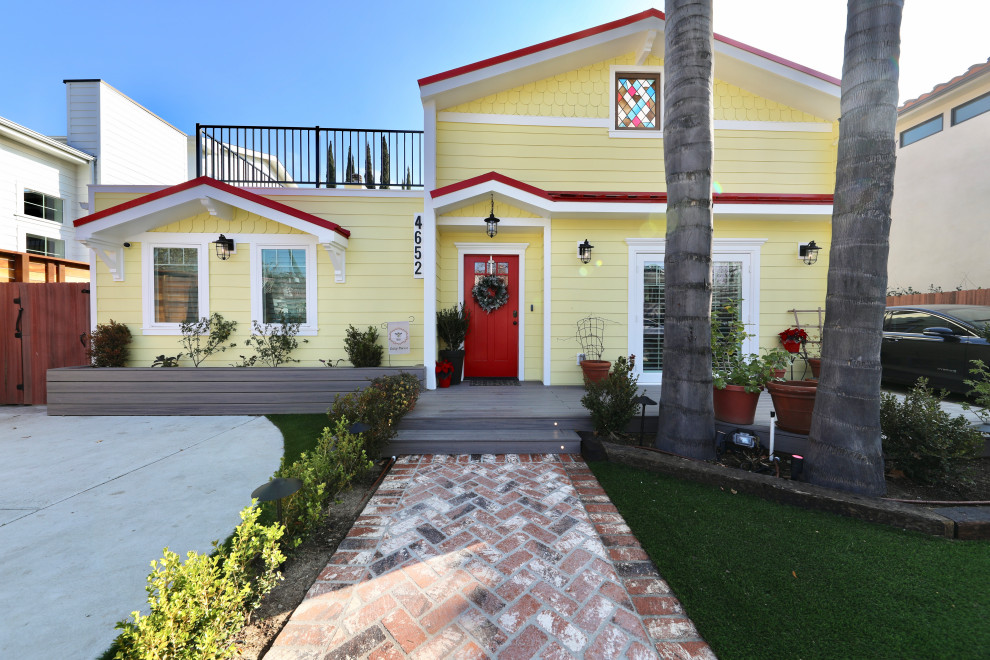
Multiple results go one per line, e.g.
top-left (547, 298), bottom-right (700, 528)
top-left (472, 274), bottom-right (509, 314)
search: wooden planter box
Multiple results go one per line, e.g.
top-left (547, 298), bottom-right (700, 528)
top-left (46, 365), bottom-right (425, 416)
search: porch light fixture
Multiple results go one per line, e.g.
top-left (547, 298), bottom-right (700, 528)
top-left (578, 239), bottom-right (594, 264)
top-left (798, 240), bottom-right (820, 265)
top-left (214, 234), bottom-right (235, 261)
top-left (484, 194), bottom-right (500, 238)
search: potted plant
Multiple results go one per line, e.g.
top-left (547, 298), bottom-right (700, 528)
top-left (436, 303), bottom-right (470, 385)
top-left (803, 332), bottom-right (822, 378)
top-left (778, 327), bottom-right (808, 354)
top-left (576, 315), bottom-right (612, 383)
top-left (769, 326), bottom-right (819, 433)
top-left (711, 302), bottom-right (790, 425)
top-left (436, 359), bottom-right (453, 388)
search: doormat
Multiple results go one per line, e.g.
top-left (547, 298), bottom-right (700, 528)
top-left (468, 378), bottom-right (521, 386)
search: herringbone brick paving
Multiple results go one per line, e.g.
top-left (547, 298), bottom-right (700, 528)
top-left (266, 454), bottom-right (714, 659)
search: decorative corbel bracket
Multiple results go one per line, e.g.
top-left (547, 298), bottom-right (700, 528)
top-left (199, 196), bottom-right (234, 222)
top-left (636, 30), bottom-right (658, 65)
top-left (321, 237), bottom-right (348, 283)
top-left (80, 239), bottom-right (126, 281)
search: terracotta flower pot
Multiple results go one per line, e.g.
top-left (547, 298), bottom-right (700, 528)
top-left (766, 379), bottom-right (818, 434)
top-left (807, 358), bottom-right (821, 379)
top-left (713, 384), bottom-right (761, 425)
top-left (580, 360), bottom-right (611, 384)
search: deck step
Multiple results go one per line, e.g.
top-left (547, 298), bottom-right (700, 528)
top-left (388, 428), bottom-right (581, 455)
top-left (399, 416), bottom-right (592, 431)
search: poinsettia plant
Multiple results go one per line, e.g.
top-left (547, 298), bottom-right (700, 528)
top-left (435, 359), bottom-right (454, 376)
top-left (778, 327), bottom-right (808, 353)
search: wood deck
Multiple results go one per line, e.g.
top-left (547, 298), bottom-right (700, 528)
top-left (392, 381), bottom-right (815, 456)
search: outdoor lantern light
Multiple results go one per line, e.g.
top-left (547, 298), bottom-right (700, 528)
top-left (798, 240), bottom-right (821, 265)
top-left (251, 477), bottom-right (302, 522)
top-left (484, 194), bottom-right (500, 238)
top-left (214, 234), bottom-right (235, 261)
top-left (578, 239), bottom-right (594, 264)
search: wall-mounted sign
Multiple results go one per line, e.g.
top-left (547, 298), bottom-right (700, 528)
top-left (413, 215), bottom-right (424, 278)
top-left (388, 321), bottom-right (411, 354)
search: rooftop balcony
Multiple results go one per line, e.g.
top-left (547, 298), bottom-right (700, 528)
top-left (195, 124), bottom-right (424, 189)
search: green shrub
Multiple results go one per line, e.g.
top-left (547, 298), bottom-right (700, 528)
top-left (436, 303), bottom-right (470, 350)
top-left (89, 320), bottom-right (132, 367)
top-left (236, 313), bottom-right (306, 367)
top-left (326, 373), bottom-right (420, 458)
top-left (581, 355), bottom-right (640, 438)
top-left (151, 354), bottom-right (181, 367)
top-left (964, 359), bottom-right (990, 424)
top-left (272, 416), bottom-right (373, 539)
top-left (344, 325), bottom-right (384, 367)
top-left (880, 379), bottom-right (983, 485)
top-left (180, 313), bottom-right (238, 366)
top-left (113, 505), bottom-right (284, 659)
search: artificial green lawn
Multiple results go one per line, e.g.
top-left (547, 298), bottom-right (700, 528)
top-left (265, 413), bottom-right (328, 464)
top-left (588, 461), bottom-right (990, 660)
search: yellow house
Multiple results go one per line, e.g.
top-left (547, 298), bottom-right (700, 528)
top-left (76, 9), bottom-right (838, 389)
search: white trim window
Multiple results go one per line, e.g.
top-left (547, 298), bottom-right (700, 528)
top-left (142, 242), bottom-right (210, 334)
top-left (627, 238), bottom-right (766, 384)
top-left (610, 65), bottom-right (662, 138)
top-left (251, 242), bottom-right (318, 335)
top-left (23, 188), bottom-right (64, 223)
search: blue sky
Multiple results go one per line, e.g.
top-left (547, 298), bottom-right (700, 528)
top-left (3, 1), bottom-right (988, 137)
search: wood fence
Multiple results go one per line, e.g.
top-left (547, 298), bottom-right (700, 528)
top-left (47, 365), bottom-right (425, 415)
top-left (0, 249), bottom-right (89, 283)
top-left (887, 288), bottom-right (990, 306)
top-left (1, 282), bottom-right (91, 404)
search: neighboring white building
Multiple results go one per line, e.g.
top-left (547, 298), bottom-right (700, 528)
top-left (0, 116), bottom-right (94, 261)
top-left (888, 59), bottom-right (990, 292)
top-left (2, 80), bottom-right (192, 264)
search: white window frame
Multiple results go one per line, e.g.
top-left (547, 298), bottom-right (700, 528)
top-left (251, 240), bottom-right (318, 336)
top-left (609, 65), bottom-right (663, 139)
top-left (626, 238), bottom-right (766, 384)
top-left (142, 241), bottom-right (210, 335)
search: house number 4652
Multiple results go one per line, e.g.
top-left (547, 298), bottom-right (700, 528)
top-left (413, 215), bottom-right (424, 278)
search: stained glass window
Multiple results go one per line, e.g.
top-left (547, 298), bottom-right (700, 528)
top-left (616, 74), bottom-right (659, 130)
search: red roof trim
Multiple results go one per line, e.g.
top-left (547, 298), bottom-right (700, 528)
top-left (75, 176), bottom-right (351, 238)
top-left (418, 9), bottom-right (839, 89)
top-left (432, 173), bottom-right (833, 206)
top-left (431, 172), bottom-right (552, 200)
top-left (418, 10), bottom-right (665, 88)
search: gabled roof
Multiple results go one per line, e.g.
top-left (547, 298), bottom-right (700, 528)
top-left (899, 58), bottom-right (990, 114)
top-left (419, 9), bottom-right (840, 120)
top-left (431, 172), bottom-right (832, 219)
top-left (75, 176), bottom-right (350, 242)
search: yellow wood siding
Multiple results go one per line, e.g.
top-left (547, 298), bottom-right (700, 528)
top-left (92, 194), bottom-right (426, 367)
top-left (548, 218), bottom-right (831, 385)
top-left (440, 199), bottom-right (540, 219)
top-left (436, 122), bottom-right (836, 192)
top-left (442, 54), bottom-right (821, 123)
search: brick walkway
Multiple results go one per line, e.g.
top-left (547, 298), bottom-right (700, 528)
top-left (266, 455), bottom-right (714, 659)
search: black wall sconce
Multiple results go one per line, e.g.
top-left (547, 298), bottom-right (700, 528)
top-left (484, 194), bottom-right (500, 238)
top-left (214, 234), bottom-right (235, 260)
top-left (798, 240), bottom-right (820, 265)
top-left (578, 239), bottom-right (594, 264)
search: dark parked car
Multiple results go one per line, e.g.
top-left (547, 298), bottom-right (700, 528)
top-left (881, 304), bottom-right (990, 393)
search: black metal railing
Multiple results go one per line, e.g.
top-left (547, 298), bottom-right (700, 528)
top-left (195, 124), bottom-right (424, 189)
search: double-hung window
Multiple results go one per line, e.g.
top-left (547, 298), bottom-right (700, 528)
top-left (142, 243), bottom-right (209, 333)
top-left (26, 234), bottom-right (65, 258)
top-left (251, 242), bottom-right (317, 334)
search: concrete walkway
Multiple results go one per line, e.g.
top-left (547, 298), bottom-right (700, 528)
top-left (0, 406), bottom-right (283, 660)
top-left (268, 454), bottom-right (713, 659)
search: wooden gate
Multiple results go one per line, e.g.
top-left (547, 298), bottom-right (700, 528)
top-left (1, 283), bottom-right (91, 404)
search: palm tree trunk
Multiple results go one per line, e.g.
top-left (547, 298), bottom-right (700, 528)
top-left (805, 0), bottom-right (903, 496)
top-left (655, 0), bottom-right (716, 460)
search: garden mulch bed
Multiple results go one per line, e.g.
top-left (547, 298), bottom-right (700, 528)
top-left (232, 459), bottom-right (389, 660)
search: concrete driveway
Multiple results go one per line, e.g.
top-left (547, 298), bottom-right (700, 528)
top-left (0, 406), bottom-right (283, 660)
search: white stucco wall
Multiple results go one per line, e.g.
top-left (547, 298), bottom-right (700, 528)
top-left (889, 73), bottom-right (990, 291)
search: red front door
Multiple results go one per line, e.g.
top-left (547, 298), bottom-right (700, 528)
top-left (464, 254), bottom-right (519, 378)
